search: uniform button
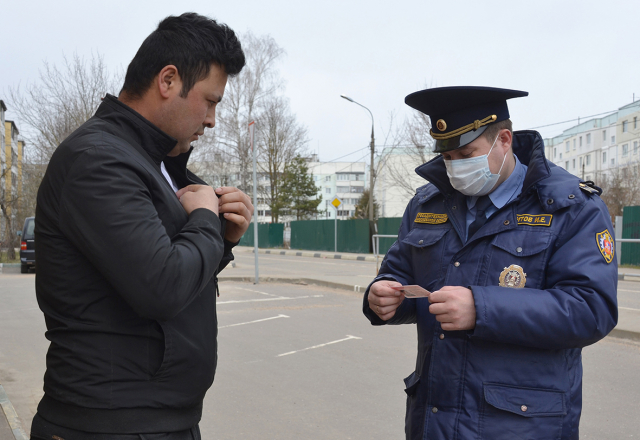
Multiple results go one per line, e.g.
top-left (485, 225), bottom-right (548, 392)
top-left (503, 220), bottom-right (510, 225)
top-left (454, 262), bottom-right (460, 267)
top-left (452, 206), bottom-right (457, 210)
top-left (568, 194), bottom-right (575, 199)
top-left (521, 405), bottom-right (528, 412)
top-left (418, 240), bottom-right (424, 244)
top-left (547, 198), bottom-right (554, 205)
top-left (432, 407), bottom-right (438, 413)
top-left (439, 333), bottom-right (445, 340)
top-left (516, 247), bottom-right (523, 253)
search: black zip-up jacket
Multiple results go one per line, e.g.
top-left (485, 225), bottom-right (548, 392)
top-left (34, 94), bottom-right (234, 433)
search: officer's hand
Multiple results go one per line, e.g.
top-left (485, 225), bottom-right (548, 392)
top-left (215, 187), bottom-right (254, 243)
top-left (176, 185), bottom-right (219, 215)
top-left (428, 286), bottom-right (476, 331)
top-left (368, 280), bottom-right (404, 321)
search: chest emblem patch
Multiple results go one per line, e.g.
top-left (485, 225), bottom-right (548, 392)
top-left (499, 264), bottom-right (527, 288)
top-left (415, 213), bottom-right (448, 224)
top-left (517, 214), bottom-right (553, 227)
top-left (596, 229), bottom-right (615, 264)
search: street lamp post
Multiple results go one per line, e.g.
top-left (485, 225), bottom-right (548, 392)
top-left (340, 94), bottom-right (375, 222)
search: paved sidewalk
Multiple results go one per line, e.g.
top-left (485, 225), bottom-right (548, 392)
top-left (0, 382), bottom-right (27, 440)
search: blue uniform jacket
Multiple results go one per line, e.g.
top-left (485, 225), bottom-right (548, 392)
top-left (363, 130), bottom-right (618, 440)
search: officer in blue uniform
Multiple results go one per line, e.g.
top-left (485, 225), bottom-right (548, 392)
top-left (363, 87), bottom-right (618, 440)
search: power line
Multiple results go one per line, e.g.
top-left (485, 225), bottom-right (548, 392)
top-left (526, 109), bottom-right (620, 130)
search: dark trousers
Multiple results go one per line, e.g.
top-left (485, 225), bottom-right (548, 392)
top-left (30, 414), bottom-right (201, 440)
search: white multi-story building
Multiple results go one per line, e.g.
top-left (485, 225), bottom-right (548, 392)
top-left (544, 100), bottom-right (640, 184)
top-left (307, 160), bottom-right (367, 220)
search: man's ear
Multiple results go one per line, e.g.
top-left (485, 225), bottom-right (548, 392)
top-left (499, 129), bottom-right (513, 152)
top-left (156, 65), bottom-right (182, 99)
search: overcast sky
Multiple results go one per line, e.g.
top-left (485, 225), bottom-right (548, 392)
top-left (2, 0), bottom-right (638, 163)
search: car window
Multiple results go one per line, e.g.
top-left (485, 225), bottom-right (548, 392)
top-left (24, 219), bottom-right (35, 239)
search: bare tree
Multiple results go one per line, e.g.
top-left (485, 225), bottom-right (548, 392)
top-left (599, 163), bottom-right (640, 222)
top-left (256, 96), bottom-right (308, 222)
top-left (8, 53), bottom-right (122, 163)
top-left (212, 32), bottom-right (285, 193)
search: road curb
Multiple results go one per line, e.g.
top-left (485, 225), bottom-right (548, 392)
top-left (0, 383), bottom-right (28, 440)
top-left (234, 246), bottom-right (378, 262)
top-left (218, 276), bottom-right (367, 293)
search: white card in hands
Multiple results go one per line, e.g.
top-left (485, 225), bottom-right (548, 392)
top-left (390, 285), bottom-right (431, 298)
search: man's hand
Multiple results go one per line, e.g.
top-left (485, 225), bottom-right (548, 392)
top-left (215, 187), bottom-right (253, 243)
top-left (176, 185), bottom-right (219, 215)
top-left (368, 280), bottom-right (405, 321)
top-left (428, 286), bottom-right (476, 331)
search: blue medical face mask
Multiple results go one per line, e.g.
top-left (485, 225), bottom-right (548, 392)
top-left (444, 134), bottom-right (507, 196)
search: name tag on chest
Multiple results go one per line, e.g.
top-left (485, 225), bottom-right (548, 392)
top-left (517, 214), bottom-right (552, 227)
top-left (415, 213), bottom-right (448, 224)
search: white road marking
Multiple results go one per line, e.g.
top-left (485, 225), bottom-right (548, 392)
top-left (234, 287), bottom-right (282, 297)
top-left (618, 306), bottom-right (640, 311)
top-left (219, 314), bottom-right (290, 329)
top-left (218, 295), bottom-right (323, 305)
top-left (277, 335), bottom-right (362, 357)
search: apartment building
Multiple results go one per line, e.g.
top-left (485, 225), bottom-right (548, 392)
top-left (1, 102), bottom-right (25, 242)
top-left (544, 100), bottom-right (640, 184)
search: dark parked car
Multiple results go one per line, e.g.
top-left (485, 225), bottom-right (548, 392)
top-left (20, 216), bottom-right (35, 273)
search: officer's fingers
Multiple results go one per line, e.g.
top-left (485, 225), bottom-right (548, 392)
top-left (379, 310), bottom-right (397, 321)
top-left (377, 295), bottom-right (404, 308)
top-left (371, 281), bottom-right (403, 297)
top-left (429, 303), bottom-right (448, 316)
top-left (428, 290), bottom-right (447, 304)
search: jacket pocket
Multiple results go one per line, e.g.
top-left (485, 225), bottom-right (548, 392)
top-left (488, 230), bottom-right (553, 289)
top-left (479, 383), bottom-right (565, 440)
top-left (403, 371), bottom-right (420, 396)
top-left (150, 321), bottom-right (173, 380)
top-left (402, 227), bottom-right (450, 289)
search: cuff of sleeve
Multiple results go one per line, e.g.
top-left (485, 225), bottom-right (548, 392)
top-left (189, 207), bottom-right (222, 230)
top-left (468, 285), bottom-right (488, 338)
top-left (362, 275), bottom-right (405, 326)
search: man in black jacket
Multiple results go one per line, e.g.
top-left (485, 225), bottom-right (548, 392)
top-left (31, 13), bottom-right (252, 440)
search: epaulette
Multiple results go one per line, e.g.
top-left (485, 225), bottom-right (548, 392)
top-left (579, 180), bottom-right (602, 196)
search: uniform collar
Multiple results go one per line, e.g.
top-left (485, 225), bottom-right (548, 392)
top-left (96, 94), bottom-right (178, 166)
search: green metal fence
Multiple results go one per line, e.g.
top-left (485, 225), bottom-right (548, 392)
top-left (377, 217), bottom-right (402, 255)
top-left (621, 206), bottom-right (640, 265)
top-left (290, 219), bottom-right (370, 253)
top-left (239, 223), bottom-right (284, 248)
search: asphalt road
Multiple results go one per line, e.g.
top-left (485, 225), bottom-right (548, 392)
top-left (1, 259), bottom-right (639, 438)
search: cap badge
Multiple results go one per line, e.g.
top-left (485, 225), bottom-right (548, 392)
top-left (499, 264), bottom-right (527, 288)
top-left (436, 119), bottom-right (447, 132)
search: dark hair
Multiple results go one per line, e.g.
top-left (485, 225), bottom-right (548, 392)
top-left (120, 12), bottom-right (245, 99)
top-left (482, 119), bottom-right (513, 141)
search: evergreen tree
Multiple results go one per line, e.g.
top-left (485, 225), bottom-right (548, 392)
top-left (352, 188), bottom-right (379, 219)
top-left (281, 156), bottom-right (322, 220)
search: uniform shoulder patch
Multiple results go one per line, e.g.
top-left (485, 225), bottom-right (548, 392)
top-left (579, 181), bottom-right (602, 196)
top-left (596, 229), bottom-right (615, 264)
top-left (517, 214), bottom-right (553, 226)
top-left (415, 213), bottom-right (448, 224)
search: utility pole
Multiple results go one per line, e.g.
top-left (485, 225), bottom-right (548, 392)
top-left (340, 94), bottom-right (375, 222)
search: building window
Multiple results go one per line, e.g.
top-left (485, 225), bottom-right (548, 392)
top-left (602, 130), bottom-right (607, 141)
top-left (565, 141), bottom-right (570, 152)
top-left (559, 153), bottom-right (563, 159)
top-left (337, 174), bottom-right (350, 181)
top-left (635, 117), bottom-right (638, 130)
top-left (351, 186), bottom-right (364, 193)
top-left (611, 158), bottom-right (615, 165)
top-left (635, 141), bottom-right (639, 154)
top-left (612, 136), bottom-right (616, 144)
top-left (603, 152), bottom-right (607, 163)
top-left (586, 175), bottom-right (591, 180)
top-left (586, 154), bottom-right (591, 165)
top-left (586, 133), bottom-right (591, 144)
top-left (579, 157), bottom-right (583, 168)
top-left (623, 121), bottom-right (628, 133)
top-left (336, 186), bottom-right (349, 193)
top-left (325, 187), bottom-right (331, 194)
top-left (572, 159), bottom-right (576, 169)
top-left (554, 147), bottom-right (557, 158)
top-left (325, 175), bottom-right (331, 182)
top-left (623, 144), bottom-right (629, 156)
top-left (565, 161), bottom-right (569, 169)
top-left (579, 136), bottom-right (583, 147)
top-left (573, 139), bottom-right (576, 150)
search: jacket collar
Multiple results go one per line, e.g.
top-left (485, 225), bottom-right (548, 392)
top-left (96, 94), bottom-right (178, 165)
top-left (415, 129), bottom-right (551, 201)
